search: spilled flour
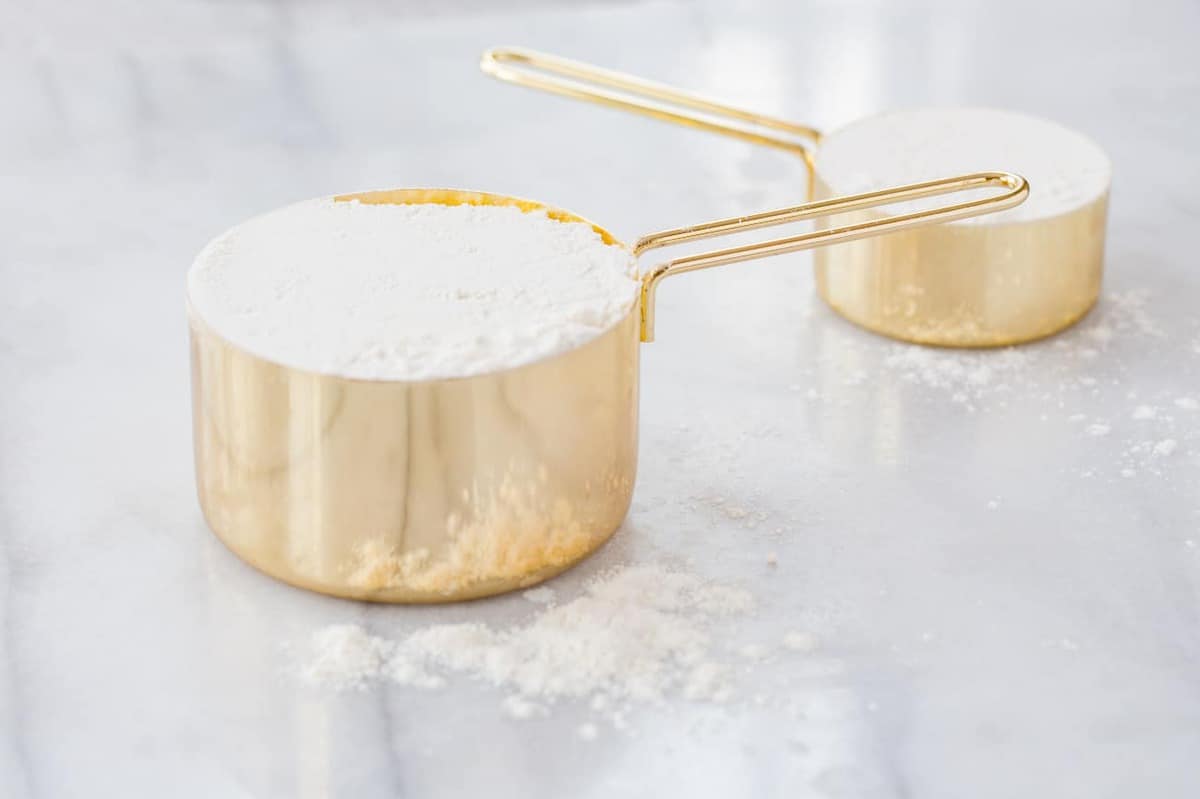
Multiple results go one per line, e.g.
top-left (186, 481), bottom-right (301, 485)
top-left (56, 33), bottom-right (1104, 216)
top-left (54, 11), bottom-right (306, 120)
top-left (877, 290), bottom-right (1159, 407)
top-left (302, 565), bottom-right (780, 719)
top-left (795, 287), bottom-right (1198, 483)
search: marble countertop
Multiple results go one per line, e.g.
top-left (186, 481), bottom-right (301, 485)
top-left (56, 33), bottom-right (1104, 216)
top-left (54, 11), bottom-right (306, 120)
top-left (3, 0), bottom-right (1199, 796)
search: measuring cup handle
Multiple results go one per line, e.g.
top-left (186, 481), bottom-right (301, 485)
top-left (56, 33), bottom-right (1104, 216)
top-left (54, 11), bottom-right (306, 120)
top-left (480, 47), bottom-right (820, 161)
top-left (634, 172), bottom-right (1030, 342)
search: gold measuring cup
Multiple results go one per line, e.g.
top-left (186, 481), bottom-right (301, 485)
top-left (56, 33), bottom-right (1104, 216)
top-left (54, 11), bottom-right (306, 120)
top-left (191, 177), bottom-right (1026, 603)
top-left (481, 47), bottom-right (1110, 347)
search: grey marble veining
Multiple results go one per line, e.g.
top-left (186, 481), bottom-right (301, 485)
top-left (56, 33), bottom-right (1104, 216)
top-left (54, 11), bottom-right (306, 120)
top-left (2, 0), bottom-right (1199, 796)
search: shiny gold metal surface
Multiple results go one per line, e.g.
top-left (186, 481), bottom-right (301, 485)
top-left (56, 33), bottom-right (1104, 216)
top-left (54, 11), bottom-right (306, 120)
top-left (635, 172), bottom-right (1028, 341)
top-left (191, 191), bottom-right (639, 603)
top-left (482, 46), bottom-right (1109, 347)
top-left (190, 183), bottom-right (1024, 602)
top-left (191, 306), bottom-right (639, 603)
top-left (811, 171), bottom-right (1106, 346)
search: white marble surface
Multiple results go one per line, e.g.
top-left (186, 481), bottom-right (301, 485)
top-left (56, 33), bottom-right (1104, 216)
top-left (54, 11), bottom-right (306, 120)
top-left (3, 0), bottom-right (1200, 796)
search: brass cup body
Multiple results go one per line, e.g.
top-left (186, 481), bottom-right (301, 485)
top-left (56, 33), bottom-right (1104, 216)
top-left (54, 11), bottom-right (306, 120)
top-left (812, 173), bottom-right (1109, 347)
top-left (189, 190), bottom-right (639, 603)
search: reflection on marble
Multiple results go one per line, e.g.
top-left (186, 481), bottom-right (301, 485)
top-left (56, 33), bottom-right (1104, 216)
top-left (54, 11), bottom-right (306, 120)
top-left (2, 0), bottom-right (1200, 796)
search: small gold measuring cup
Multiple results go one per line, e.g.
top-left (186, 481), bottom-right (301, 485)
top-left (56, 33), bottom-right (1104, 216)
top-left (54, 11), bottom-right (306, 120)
top-left (482, 47), bottom-right (1110, 347)
top-left (191, 178), bottom-right (1025, 603)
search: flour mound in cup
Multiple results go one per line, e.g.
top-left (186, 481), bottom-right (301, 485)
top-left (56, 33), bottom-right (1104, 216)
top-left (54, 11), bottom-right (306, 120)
top-left (187, 197), bottom-right (640, 380)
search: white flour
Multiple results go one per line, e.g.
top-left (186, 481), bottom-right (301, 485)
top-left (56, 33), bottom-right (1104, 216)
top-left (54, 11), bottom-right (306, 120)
top-left (302, 564), bottom-right (792, 718)
top-left (188, 198), bottom-right (639, 380)
top-left (883, 346), bottom-right (1028, 405)
top-left (1132, 405), bottom-right (1158, 420)
top-left (302, 625), bottom-right (383, 690)
top-left (801, 287), bottom-right (1196, 482)
top-left (1153, 439), bottom-right (1178, 457)
top-left (877, 290), bottom-right (1155, 406)
top-left (817, 108), bottom-right (1111, 223)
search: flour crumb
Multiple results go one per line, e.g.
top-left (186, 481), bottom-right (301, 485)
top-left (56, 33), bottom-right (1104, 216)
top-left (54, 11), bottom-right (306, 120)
top-left (502, 695), bottom-right (547, 720)
top-left (386, 653), bottom-right (445, 689)
top-left (1153, 439), bottom-right (1178, 457)
top-left (683, 662), bottom-right (733, 702)
top-left (1067, 414), bottom-right (1087, 423)
top-left (1132, 405), bottom-right (1158, 420)
top-left (302, 624), bottom-right (391, 690)
top-left (522, 586), bottom-right (557, 605)
top-left (1175, 397), bottom-right (1199, 411)
top-left (986, 499), bottom-right (999, 510)
top-left (781, 631), bottom-right (818, 652)
top-left (1103, 289), bottom-right (1163, 337)
top-left (695, 585), bottom-right (756, 615)
top-left (843, 370), bottom-right (868, 387)
top-left (1085, 423), bottom-right (1111, 437)
top-left (577, 723), bottom-right (599, 741)
top-left (766, 552), bottom-right (779, 567)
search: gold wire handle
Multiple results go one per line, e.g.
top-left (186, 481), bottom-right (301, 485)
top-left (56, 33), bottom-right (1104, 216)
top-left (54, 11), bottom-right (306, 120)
top-left (480, 47), bottom-right (820, 166)
top-left (635, 172), bottom-right (1029, 342)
